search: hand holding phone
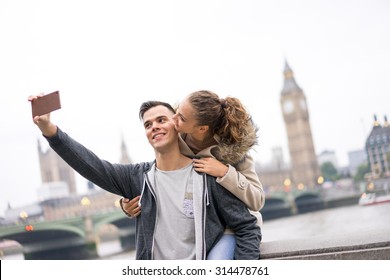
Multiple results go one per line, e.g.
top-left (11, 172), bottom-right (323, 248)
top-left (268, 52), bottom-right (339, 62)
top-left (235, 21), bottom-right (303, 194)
top-left (31, 91), bottom-right (61, 117)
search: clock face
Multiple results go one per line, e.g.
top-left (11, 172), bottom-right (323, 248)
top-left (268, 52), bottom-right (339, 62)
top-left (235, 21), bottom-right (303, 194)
top-left (300, 99), bottom-right (307, 111)
top-left (283, 100), bottom-right (294, 114)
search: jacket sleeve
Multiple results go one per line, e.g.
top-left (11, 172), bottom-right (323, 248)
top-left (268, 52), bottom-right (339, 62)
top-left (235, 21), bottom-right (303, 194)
top-left (211, 180), bottom-right (261, 260)
top-left (216, 153), bottom-right (265, 211)
top-left (45, 127), bottom-right (141, 199)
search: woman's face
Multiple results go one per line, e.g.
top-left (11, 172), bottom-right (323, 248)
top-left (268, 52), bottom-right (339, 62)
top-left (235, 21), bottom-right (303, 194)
top-left (172, 98), bottom-right (199, 134)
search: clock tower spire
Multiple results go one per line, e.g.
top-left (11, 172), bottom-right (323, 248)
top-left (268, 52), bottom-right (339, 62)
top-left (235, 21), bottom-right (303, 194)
top-left (282, 60), bottom-right (302, 95)
top-left (280, 61), bottom-right (321, 188)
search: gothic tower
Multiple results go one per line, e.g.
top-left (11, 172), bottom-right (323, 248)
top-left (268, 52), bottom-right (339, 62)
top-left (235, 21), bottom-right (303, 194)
top-left (280, 61), bottom-right (321, 187)
top-left (38, 139), bottom-right (77, 194)
top-left (119, 135), bottom-right (132, 164)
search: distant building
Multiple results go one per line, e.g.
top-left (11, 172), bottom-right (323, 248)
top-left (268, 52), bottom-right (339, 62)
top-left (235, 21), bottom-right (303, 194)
top-left (3, 137), bottom-right (130, 223)
top-left (256, 147), bottom-right (291, 190)
top-left (2, 190), bottom-right (122, 223)
top-left (365, 115), bottom-right (390, 178)
top-left (271, 146), bottom-right (285, 170)
top-left (348, 149), bottom-right (367, 176)
top-left (37, 182), bottom-right (69, 201)
top-left (119, 135), bottom-right (132, 164)
top-left (37, 139), bottom-right (77, 197)
top-left (257, 62), bottom-right (322, 189)
top-left (39, 137), bottom-right (130, 220)
top-left (3, 203), bottom-right (43, 225)
top-left (280, 61), bottom-right (321, 187)
top-left (318, 150), bottom-right (339, 169)
top-left (41, 190), bottom-right (121, 221)
top-left (256, 161), bottom-right (291, 192)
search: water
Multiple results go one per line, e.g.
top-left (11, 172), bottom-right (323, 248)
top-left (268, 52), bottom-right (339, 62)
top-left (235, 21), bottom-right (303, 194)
top-left (261, 202), bottom-right (390, 242)
top-left (100, 203), bottom-right (390, 259)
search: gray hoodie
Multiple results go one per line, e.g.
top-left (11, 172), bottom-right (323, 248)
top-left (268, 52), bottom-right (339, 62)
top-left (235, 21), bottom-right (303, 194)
top-left (45, 128), bottom-right (261, 260)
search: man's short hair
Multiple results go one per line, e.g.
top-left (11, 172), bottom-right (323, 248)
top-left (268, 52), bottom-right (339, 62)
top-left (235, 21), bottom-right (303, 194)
top-left (139, 101), bottom-right (176, 120)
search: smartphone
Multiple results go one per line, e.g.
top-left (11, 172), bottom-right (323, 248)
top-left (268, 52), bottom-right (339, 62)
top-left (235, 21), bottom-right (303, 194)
top-left (31, 91), bottom-right (61, 117)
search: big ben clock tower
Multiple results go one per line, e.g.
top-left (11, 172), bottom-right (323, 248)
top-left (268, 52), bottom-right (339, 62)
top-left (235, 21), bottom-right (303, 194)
top-left (280, 61), bottom-right (321, 187)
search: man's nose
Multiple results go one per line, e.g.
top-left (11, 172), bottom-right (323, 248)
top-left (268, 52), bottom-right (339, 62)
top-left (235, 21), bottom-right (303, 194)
top-left (151, 122), bottom-right (160, 130)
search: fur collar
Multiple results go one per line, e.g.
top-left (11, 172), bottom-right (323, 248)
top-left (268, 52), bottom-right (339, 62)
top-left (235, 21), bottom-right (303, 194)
top-left (212, 119), bottom-right (259, 166)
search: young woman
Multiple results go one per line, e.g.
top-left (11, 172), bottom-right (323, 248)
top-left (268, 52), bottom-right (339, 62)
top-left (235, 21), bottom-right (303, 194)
top-left (122, 90), bottom-right (265, 259)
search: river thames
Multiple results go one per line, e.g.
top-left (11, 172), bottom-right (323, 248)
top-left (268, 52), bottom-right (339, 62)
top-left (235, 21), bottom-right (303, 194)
top-left (101, 202), bottom-right (390, 259)
top-left (261, 202), bottom-right (390, 242)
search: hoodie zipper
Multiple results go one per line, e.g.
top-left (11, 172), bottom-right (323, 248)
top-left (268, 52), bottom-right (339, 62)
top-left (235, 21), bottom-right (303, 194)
top-left (201, 174), bottom-right (209, 259)
top-left (143, 171), bottom-right (158, 260)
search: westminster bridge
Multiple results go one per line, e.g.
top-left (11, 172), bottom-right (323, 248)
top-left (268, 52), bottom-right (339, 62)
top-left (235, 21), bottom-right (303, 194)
top-left (0, 188), bottom-right (362, 260)
top-left (0, 208), bottom-right (136, 259)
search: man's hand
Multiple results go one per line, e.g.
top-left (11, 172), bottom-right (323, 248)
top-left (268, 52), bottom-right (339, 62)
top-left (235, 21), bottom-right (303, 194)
top-left (28, 95), bottom-right (58, 137)
top-left (122, 196), bottom-right (141, 218)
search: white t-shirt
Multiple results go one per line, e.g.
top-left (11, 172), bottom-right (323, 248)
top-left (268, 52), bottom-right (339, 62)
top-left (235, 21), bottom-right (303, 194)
top-left (152, 163), bottom-right (195, 259)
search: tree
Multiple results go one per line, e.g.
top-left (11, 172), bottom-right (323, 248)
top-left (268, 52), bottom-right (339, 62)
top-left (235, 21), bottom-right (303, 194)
top-left (354, 162), bottom-right (370, 182)
top-left (320, 161), bottom-right (339, 181)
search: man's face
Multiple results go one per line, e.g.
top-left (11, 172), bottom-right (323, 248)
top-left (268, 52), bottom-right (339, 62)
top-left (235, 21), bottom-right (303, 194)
top-left (142, 105), bottom-right (177, 151)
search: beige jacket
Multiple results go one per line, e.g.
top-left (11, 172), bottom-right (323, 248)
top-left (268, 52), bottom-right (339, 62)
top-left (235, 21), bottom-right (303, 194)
top-left (178, 131), bottom-right (265, 229)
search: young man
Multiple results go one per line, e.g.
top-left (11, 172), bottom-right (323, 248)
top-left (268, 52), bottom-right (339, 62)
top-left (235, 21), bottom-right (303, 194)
top-left (29, 97), bottom-right (261, 260)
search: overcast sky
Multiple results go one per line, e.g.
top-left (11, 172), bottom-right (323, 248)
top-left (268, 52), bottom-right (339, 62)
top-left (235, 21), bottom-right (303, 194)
top-left (0, 0), bottom-right (389, 216)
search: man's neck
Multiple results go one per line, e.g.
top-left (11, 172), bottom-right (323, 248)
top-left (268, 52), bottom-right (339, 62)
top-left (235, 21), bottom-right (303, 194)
top-left (155, 150), bottom-right (192, 171)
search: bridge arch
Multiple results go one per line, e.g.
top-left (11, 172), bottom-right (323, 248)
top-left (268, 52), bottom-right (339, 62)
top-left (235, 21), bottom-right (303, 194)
top-left (93, 211), bottom-right (136, 255)
top-left (93, 210), bottom-right (128, 232)
top-left (0, 223), bottom-right (85, 239)
top-left (0, 224), bottom-right (89, 260)
top-left (262, 196), bottom-right (292, 220)
top-left (294, 192), bottom-right (324, 214)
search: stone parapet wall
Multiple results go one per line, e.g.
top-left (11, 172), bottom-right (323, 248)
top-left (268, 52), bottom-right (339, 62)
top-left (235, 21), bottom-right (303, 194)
top-left (260, 227), bottom-right (390, 260)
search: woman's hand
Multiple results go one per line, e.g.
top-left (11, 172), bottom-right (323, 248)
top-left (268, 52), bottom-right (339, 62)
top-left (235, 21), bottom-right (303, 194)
top-left (193, 157), bottom-right (229, 178)
top-left (122, 196), bottom-right (141, 218)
